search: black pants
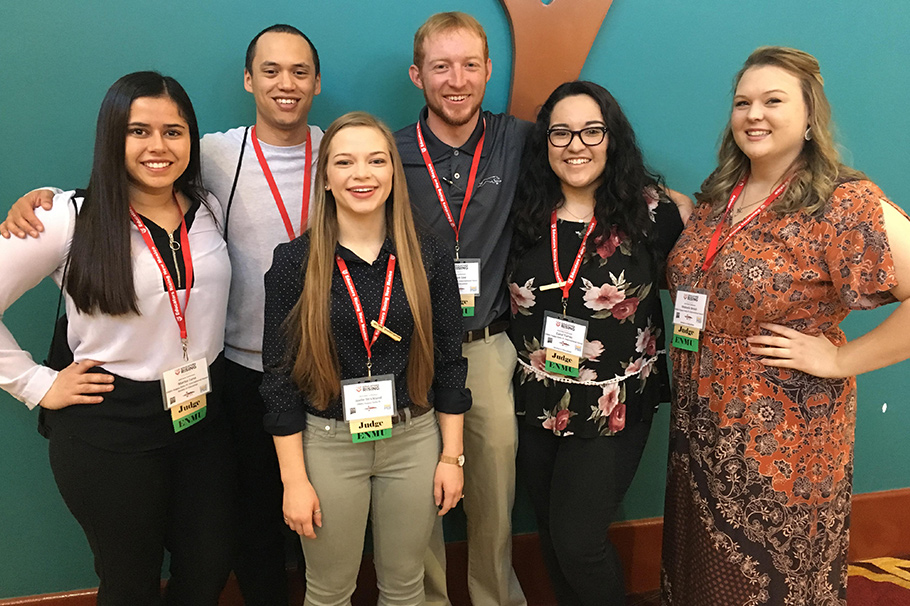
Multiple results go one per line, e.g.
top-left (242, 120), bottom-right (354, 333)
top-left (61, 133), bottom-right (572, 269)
top-left (223, 359), bottom-right (294, 606)
top-left (517, 419), bottom-right (651, 606)
top-left (49, 421), bottom-right (236, 606)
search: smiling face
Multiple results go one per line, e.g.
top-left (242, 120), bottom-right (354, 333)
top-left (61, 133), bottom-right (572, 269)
top-left (325, 126), bottom-right (394, 223)
top-left (547, 94), bottom-right (609, 199)
top-left (124, 96), bottom-right (191, 197)
top-left (732, 65), bottom-right (809, 173)
top-left (244, 31), bottom-right (321, 145)
top-left (409, 27), bottom-right (491, 135)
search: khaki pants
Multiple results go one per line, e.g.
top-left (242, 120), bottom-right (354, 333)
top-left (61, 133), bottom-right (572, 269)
top-left (302, 410), bottom-right (440, 606)
top-left (425, 332), bottom-right (527, 606)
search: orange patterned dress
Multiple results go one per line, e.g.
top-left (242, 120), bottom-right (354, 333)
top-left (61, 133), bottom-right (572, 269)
top-left (661, 180), bottom-right (899, 605)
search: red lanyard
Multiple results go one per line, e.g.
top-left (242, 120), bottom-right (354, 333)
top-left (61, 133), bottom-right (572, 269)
top-left (550, 209), bottom-right (598, 303)
top-left (336, 254), bottom-right (397, 375)
top-left (415, 119), bottom-right (486, 258)
top-left (250, 125), bottom-right (312, 240)
top-left (129, 194), bottom-right (194, 358)
top-left (701, 174), bottom-right (792, 273)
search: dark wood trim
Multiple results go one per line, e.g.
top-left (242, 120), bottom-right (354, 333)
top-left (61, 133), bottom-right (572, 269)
top-left (4, 487), bottom-right (908, 605)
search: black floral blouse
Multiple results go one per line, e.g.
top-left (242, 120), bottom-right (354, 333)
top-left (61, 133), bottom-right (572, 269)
top-left (508, 195), bottom-right (683, 437)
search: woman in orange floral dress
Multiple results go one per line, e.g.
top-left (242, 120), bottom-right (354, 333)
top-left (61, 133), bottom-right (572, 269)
top-left (661, 47), bottom-right (910, 605)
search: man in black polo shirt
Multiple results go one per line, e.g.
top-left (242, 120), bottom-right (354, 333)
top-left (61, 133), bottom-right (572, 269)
top-left (395, 11), bottom-right (530, 606)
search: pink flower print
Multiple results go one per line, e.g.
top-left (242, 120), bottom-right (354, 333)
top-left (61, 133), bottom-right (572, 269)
top-left (529, 348), bottom-right (547, 371)
top-left (594, 226), bottom-right (624, 260)
top-left (638, 357), bottom-right (653, 381)
top-left (644, 186), bottom-right (660, 220)
top-left (609, 403), bottom-right (626, 432)
top-left (625, 357), bottom-right (644, 376)
top-left (644, 186), bottom-right (660, 208)
top-left (554, 409), bottom-right (571, 431)
top-left (582, 282), bottom-right (625, 312)
top-left (582, 339), bottom-right (604, 362)
top-left (635, 326), bottom-right (657, 356)
top-left (576, 367), bottom-right (598, 382)
top-left (598, 383), bottom-right (620, 416)
top-left (509, 279), bottom-right (536, 315)
top-left (611, 297), bottom-right (639, 320)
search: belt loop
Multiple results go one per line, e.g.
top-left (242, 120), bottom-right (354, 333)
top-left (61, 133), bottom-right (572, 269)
top-left (404, 406), bottom-right (413, 429)
top-left (483, 324), bottom-right (492, 344)
top-left (308, 414), bottom-right (337, 437)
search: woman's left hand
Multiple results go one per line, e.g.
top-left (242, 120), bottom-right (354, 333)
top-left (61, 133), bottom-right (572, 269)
top-left (747, 323), bottom-right (845, 378)
top-left (434, 461), bottom-right (464, 516)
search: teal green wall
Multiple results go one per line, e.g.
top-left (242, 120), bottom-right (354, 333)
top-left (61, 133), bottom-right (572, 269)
top-left (1, 0), bottom-right (908, 598)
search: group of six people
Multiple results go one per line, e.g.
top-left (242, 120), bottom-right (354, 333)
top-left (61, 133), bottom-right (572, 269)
top-left (2, 10), bottom-right (908, 606)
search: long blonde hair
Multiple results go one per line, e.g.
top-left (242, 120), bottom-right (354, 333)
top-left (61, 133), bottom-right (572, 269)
top-left (698, 46), bottom-right (865, 215)
top-left (287, 112), bottom-right (434, 410)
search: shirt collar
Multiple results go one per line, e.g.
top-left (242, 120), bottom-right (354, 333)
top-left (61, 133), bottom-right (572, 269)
top-left (418, 106), bottom-right (486, 158)
top-left (335, 236), bottom-right (396, 265)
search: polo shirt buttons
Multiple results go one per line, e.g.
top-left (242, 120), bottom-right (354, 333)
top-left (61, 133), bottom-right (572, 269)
top-left (454, 172), bottom-right (461, 179)
top-left (453, 150), bottom-right (459, 156)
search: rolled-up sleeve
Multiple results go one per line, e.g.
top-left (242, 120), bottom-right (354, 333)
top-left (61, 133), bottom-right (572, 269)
top-left (425, 235), bottom-right (471, 414)
top-left (260, 238), bottom-right (309, 434)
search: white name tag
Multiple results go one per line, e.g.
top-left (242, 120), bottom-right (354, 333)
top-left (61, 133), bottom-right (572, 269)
top-left (542, 311), bottom-right (588, 357)
top-left (341, 374), bottom-right (397, 422)
top-left (453, 258), bottom-right (481, 296)
top-left (673, 288), bottom-right (709, 330)
top-left (161, 357), bottom-right (211, 410)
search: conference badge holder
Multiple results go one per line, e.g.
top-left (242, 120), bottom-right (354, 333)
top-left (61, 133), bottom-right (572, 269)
top-left (342, 374), bottom-right (397, 443)
top-left (671, 288), bottom-right (709, 351)
top-left (161, 358), bottom-right (211, 432)
top-left (454, 258), bottom-right (481, 317)
top-left (541, 310), bottom-right (588, 377)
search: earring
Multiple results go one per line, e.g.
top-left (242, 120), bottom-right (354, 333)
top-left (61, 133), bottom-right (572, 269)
top-left (804, 126), bottom-right (813, 141)
top-left (324, 185), bottom-right (330, 190)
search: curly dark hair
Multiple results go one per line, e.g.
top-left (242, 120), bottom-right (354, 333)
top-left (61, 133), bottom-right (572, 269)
top-left (509, 81), bottom-right (664, 273)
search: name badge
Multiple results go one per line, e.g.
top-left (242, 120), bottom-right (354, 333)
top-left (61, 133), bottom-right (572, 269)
top-left (161, 357), bottom-right (210, 432)
top-left (541, 311), bottom-right (588, 378)
top-left (341, 374), bottom-right (397, 443)
top-left (171, 394), bottom-right (207, 433)
top-left (161, 357), bottom-right (210, 409)
top-left (454, 259), bottom-right (481, 317)
top-left (672, 288), bottom-right (708, 330)
top-left (672, 287), bottom-right (709, 351)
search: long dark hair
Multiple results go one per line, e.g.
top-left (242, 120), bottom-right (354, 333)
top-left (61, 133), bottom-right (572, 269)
top-left (510, 81), bottom-right (663, 271)
top-left (66, 71), bottom-right (209, 315)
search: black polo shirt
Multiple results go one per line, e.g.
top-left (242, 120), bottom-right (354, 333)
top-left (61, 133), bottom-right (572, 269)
top-left (395, 108), bottom-right (532, 332)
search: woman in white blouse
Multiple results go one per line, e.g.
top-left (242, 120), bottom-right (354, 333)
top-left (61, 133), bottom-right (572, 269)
top-left (0, 72), bottom-right (234, 605)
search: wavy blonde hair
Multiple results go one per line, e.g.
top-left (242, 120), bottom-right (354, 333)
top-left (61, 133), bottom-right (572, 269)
top-left (287, 112), bottom-right (434, 410)
top-left (698, 46), bottom-right (865, 215)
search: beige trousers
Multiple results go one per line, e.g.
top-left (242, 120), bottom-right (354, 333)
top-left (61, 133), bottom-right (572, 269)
top-left (424, 332), bottom-right (527, 606)
top-left (302, 409), bottom-right (440, 606)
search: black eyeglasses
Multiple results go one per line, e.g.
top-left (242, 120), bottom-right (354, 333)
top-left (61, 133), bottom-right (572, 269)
top-left (547, 126), bottom-right (608, 148)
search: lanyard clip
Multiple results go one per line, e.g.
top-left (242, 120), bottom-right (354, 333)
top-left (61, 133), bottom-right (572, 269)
top-left (454, 241), bottom-right (460, 260)
top-left (366, 359), bottom-right (372, 378)
top-left (181, 338), bottom-right (189, 361)
top-left (561, 298), bottom-right (568, 317)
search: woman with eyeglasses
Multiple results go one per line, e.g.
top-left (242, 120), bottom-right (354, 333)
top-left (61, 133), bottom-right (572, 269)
top-left (507, 80), bottom-right (691, 605)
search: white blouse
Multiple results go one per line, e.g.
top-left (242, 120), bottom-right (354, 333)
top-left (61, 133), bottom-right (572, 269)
top-left (0, 191), bottom-right (231, 409)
